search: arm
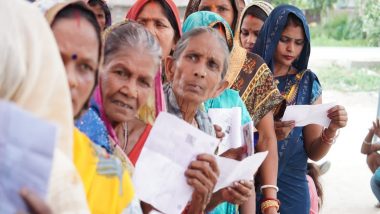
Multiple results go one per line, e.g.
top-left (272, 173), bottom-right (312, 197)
top-left (304, 97), bottom-right (348, 161)
top-left (255, 111), bottom-right (278, 214)
top-left (361, 119), bottom-right (380, 154)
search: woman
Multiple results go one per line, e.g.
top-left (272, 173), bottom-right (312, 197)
top-left (87, 0), bottom-right (112, 31)
top-left (361, 119), bottom-right (380, 208)
top-left (126, 0), bottom-right (182, 123)
top-left (253, 5), bottom-right (348, 213)
top-left (185, 2), bottom-right (284, 213)
top-left (239, 1), bottom-right (273, 51)
top-left (1, 1), bottom-right (88, 213)
top-left (164, 27), bottom-right (254, 213)
top-left (45, 2), bottom-right (138, 213)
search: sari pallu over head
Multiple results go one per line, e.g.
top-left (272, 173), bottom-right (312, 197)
top-left (126, 0), bottom-right (182, 124)
top-left (253, 5), bottom-right (322, 214)
top-left (1, 1), bottom-right (90, 213)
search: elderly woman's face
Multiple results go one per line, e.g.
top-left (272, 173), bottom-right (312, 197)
top-left (52, 17), bottom-right (99, 118)
top-left (168, 32), bottom-right (225, 104)
top-left (101, 50), bottom-right (156, 124)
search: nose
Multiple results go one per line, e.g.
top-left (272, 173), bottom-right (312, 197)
top-left (209, 5), bottom-right (218, 13)
top-left (66, 62), bottom-right (78, 89)
top-left (286, 42), bottom-right (295, 53)
top-left (247, 34), bottom-right (255, 45)
top-left (193, 65), bottom-right (206, 79)
top-left (144, 22), bottom-right (157, 38)
top-left (121, 79), bottom-right (138, 99)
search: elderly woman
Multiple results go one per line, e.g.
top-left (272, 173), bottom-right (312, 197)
top-left (164, 27), bottom-right (253, 213)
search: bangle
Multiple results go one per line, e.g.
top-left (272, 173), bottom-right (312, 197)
top-left (260, 184), bottom-right (279, 193)
top-left (321, 128), bottom-right (339, 145)
top-left (363, 140), bottom-right (372, 145)
top-left (261, 199), bottom-right (280, 213)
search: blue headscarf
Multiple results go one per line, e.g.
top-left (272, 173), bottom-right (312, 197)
top-left (252, 4), bottom-right (311, 72)
top-left (182, 11), bottom-right (234, 50)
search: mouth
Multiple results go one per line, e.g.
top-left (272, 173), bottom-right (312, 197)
top-left (111, 99), bottom-right (134, 111)
top-left (283, 55), bottom-right (295, 61)
top-left (186, 83), bottom-right (204, 93)
top-left (245, 44), bottom-right (254, 50)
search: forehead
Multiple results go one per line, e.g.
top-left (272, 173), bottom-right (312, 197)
top-left (137, 1), bottom-right (168, 20)
top-left (89, 4), bottom-right (104, 14)
top-left (281, 24), bottom-right (305, 40)
top-left (183, 32), bottom-right (225, 60)
top-left (199, 0), bottom-right (233, 7)
top-left (52, 17), bottom-right (99, 59)
top-left (241, 15), bottom-right (264, 27)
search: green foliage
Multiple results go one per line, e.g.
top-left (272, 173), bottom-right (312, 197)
top-left (363, 0), bottom-right (380, 46)
top-left (270, 0), bottom-right (337, 15)
top-left (322, 14), bottom-right (363, 40)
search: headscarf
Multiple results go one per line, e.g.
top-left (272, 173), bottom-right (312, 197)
top-left (253, 4), bottom-right (311, 72)
top-left (126, 0), bottom-right (182, 122)
top-left (185, 0), bottom-right (241, 33)
top-left (241, 0), bottom-right (274, 21)
top-left (0, 0), bottom-right (89, 212)
top-left (182, 11), bottom-right (234, 50)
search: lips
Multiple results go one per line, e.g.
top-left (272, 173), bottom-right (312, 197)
top-left (283, 55), bottom-right (295, 61)
top-left (111, 99), bottom-right (134, 111)
top-left (186, 82), bottom-right (204, 93)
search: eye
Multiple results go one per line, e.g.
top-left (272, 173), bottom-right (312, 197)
top-left (137, 19), bottom-right (147, 26)
top-left (241, 30), bottom-right (249, 37)
top-left (139, 78), bottom-right (152, 88)
top-left (218, 6), bottom-right (228, 12)
top-left (155, 21), bottom-right (167, 28)
top-left (295, 40), bottom-right (305, 46)
top-left (207, 60), bottom-right (220, 71)
top-left (78, 63), bottom-right (95, 73)
top-left (199, 6), bottom-right (210, 11)
top-left (186, 54), bottom-right (199, 62)
top-left (115, 69), bottom-right (127, 77)
top-left (279, 36), bottom-right (290, 43)
top-left (254, 31), bottom-right (260, 37)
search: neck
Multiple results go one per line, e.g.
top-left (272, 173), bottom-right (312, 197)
top-left (175, 94), bottom-right (199, 124)
top-left (274, 63), bottom-right (291, 77)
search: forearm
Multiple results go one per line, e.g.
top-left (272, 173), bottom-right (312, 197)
top-left (240, 191), bottom-right (256, 213)
top-left (307, 127), bottom-right (335, 161)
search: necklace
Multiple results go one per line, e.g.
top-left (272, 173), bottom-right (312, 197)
top-left (122, 122), bottom-right (128, 152)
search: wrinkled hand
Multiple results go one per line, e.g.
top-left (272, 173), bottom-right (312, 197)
top-left (220, 146), bottom-right (247, 161)
top-left (371, 119), bottom-right (380, 138)
top-left (185, 154), bottom-right (219, 212)
top-left (18, 188), bottom-right (52, 214)
top-left (217, 180), bottom-right (253, 205)
top-left (327, 105), bottom-right (348, 132)
top-left (274, 120), bottom-right (295, 141)
top-left (214, 124), bottom-right (225, 140)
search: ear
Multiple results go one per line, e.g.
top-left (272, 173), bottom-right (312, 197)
top-left (164, 56), bottom-right (175, 82)
top-left (211, 80), bottom-right (228, 98)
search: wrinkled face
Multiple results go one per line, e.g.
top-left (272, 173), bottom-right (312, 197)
top-left (274, 24), bottom-right (305, 68)
top-left (52, 17), bottom-right (99, 118)
top-left (89, 4), bottom-right (106, 30)
top-left (101, 49), bottom-right (157, 125)
top-left (167, 32), bottom-right (225, 105)
top-left (240, 15), bottom-right (264, 51)
top-left (199, 0), bottom-right (234, 29)
top-left (136, 1), bottom-right (176, 58)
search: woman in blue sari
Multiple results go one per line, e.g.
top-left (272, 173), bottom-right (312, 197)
top-left (253, 5), bottom-right (348, 214)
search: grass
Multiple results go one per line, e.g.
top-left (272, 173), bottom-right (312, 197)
top-left (311, 37), bottom-right (370, 47)
top-left (315, 65), bottom-right (380, 92)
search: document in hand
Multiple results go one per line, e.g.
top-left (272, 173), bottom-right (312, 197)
top-left (214, 151), bottom-right (268, 192)
top-left (0, 101), bottom-right (57, 213)
top-left (281, 103), bottom-right (336, 127)
top-left (133, 112), bottom-right (219, 214)
top-left (208, 107), bottom-right (242, 155)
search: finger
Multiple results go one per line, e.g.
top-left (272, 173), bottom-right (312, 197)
top-left (185, 168), bottom-right (214, 190)
top-left (327, 105), bottom-right (343, 114)
top-left (231, 181), bottom-right (253, 196)
top-left (227, 187), bottom-right (249, 204)
top-left (327, 108), bottom-right (347, 119)
top-left (20, 188), bottom-right (51, 214)
top-left (187, 160), bottom-right (218, 187)
top-left (187, 178), bottom-right (208, 195)
top-left (196, 154), bottom-right (220, 176)
top-left (213, 124), bottom-right (222, 132)
top-left (376, 119), bottom-right (380, 129)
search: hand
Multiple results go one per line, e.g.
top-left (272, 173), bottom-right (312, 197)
top-left (220, 146), bottom-right (247, 161)
top-left (214, 124), bottom-right (225, 140)
top-left (274, 120), bottom-right (295, 141)
top-left (217, 180), bottom-right (253, 205)
top-left (327, 105), bottom-right (348, 132)
top-left (18, 188), bottom-right (52, 214)
top-left (185, 154), bottom-right (219, 212)
top-left (371, 119), bottom-right (380, 138)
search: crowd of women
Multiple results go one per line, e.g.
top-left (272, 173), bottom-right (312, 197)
top-left (2, 0), bottom-right (349, 213)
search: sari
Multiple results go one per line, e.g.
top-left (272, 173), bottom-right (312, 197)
top-left (185, 0), bottom-right (284, 126)
top-left (0, 1), bottom-right (89, 212)
top-left (126, 0), bottom-right (182, 124)
top-left (182, 11), bottom-right (251, 126)
top-left (253, 5), bottom-right (322, 214)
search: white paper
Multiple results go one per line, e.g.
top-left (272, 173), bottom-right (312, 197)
top-left (214, 151), bottom-right (268, 192)
top-left (241, 121), bottom-right (255, 155)
top-left (133, 112), bottom-right (219, 214)
top-left (0, 101), bottom-right (57, 213)
top-left (281, 103), bottom-right (336, 127)
top-left (208, 107), bottom-right (242, 154)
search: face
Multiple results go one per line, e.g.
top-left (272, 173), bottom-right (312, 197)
top-left (274, 24), bottom-right (305, 68)
top-left (199, 0), bottom-right (235, 29)
top-left (167, 32), bottom-right (225, 105)
top-left (101, 50), bottom-right (157, 125)
top-left (89, 4), bottom-right (106, 30)
top-left (238, 0), bottom-right (245, 11)
top-left (240, 15), bottom-right (264, 51)
top-left (52, 17), bottom-right (99, 118)
top-left (136, 1), bottom-right (176, 58)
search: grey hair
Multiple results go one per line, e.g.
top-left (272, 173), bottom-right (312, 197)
top-left (104, 21), bottom-right (162, 67)
top-left (172, 27), bottom-right (230, 80)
